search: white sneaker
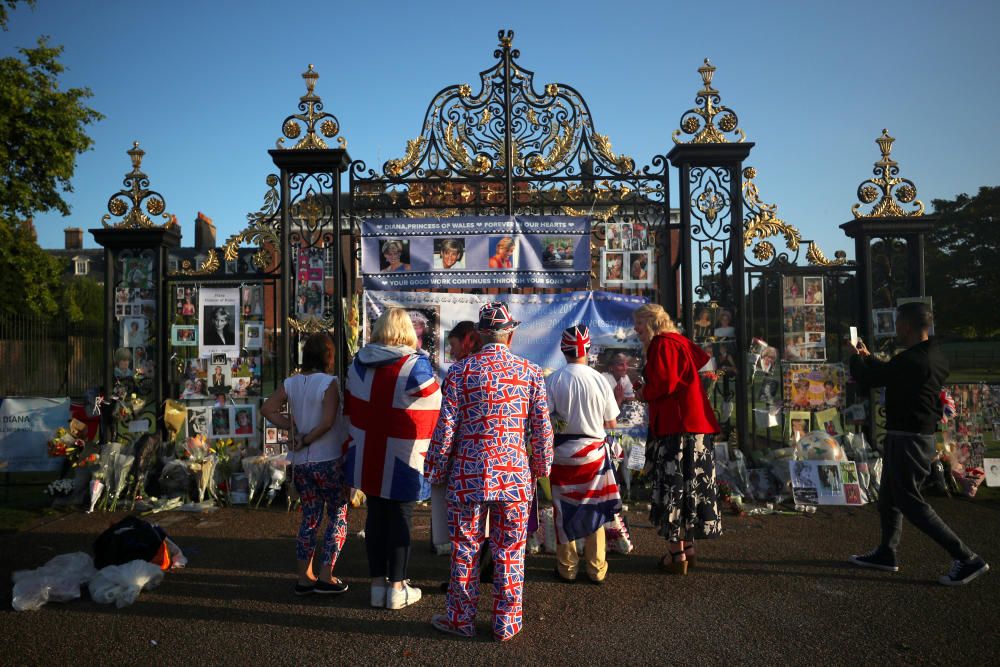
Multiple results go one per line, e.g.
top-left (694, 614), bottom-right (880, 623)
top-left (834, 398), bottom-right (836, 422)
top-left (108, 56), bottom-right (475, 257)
top-left (386, 581), bottom-right (422, 610)
top-left (370, 579), bottom-right (387, 608)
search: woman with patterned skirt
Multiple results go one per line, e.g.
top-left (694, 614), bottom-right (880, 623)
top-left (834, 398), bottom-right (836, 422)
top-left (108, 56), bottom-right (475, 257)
top-left (634, 304), bottom-right (722, 574)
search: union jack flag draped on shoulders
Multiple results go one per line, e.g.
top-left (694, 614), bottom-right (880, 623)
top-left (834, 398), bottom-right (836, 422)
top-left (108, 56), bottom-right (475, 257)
top-left (549, 434), bottom-right (622, 543)
top-left (343, 351), bottom-right (441, 502)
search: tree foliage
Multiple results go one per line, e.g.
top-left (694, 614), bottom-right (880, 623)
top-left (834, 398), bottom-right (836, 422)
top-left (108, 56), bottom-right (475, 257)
top-left (0, 219), bottom-right (63, 317)
top-left (0, 36), bottom-right (103, 220)
top-left (925, 186), bottom-right (1000, 338)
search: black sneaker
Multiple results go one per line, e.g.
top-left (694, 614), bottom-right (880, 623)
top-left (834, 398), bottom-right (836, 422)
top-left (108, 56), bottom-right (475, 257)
top-left (849, 547), bottom-right (899, 572)
top-left (293, 582), bottom-right (315, 596)
top-left (939, 557), bottom-right (990, 586)
top-left (314, 579), bottom-right (349, 595)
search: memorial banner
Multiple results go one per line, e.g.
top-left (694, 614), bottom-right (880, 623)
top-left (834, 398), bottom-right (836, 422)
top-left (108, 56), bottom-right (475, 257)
top-left (364, 290), bottom-right (648, 440)
top-left (0, 397), bottom-right (70, 472)
top-left (361, 215), bottom-right (590, 290)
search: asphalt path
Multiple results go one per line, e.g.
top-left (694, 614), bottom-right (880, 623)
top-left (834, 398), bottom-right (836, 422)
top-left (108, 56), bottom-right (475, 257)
top-left (1, 496), bottom-right (997, 666)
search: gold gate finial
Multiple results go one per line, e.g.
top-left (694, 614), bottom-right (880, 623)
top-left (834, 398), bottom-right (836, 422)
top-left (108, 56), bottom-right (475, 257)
top-left (100, 142), bottom-right (175, 229)
top-left (673, 58), bottom-right (745, 144)
top-left (276, 65), bottom-right (345, 150)
top-left (851, 128), bottom-right (924, 218)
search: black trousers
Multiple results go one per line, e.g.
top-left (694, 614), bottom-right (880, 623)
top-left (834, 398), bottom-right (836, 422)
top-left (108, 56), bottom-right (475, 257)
top-left (365, 495), bottom-right (415, 582)
top-left (879, 432), bottom-right (973, 561)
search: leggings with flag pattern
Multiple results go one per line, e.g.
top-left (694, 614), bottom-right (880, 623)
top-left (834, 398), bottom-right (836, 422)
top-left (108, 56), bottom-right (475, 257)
top-left (293, 459), bottom-right (349, 567)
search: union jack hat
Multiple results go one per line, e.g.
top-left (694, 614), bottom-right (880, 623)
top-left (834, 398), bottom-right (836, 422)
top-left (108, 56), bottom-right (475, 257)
top-left (560, 324), bottom-right (591, 358)
top-left (476, 300), bottom-right (520, 331)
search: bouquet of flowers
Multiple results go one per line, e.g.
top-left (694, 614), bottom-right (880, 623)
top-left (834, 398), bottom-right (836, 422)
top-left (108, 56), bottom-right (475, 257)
top-left (242, 455), bottom-right (270, 508)
top-left (212, 438), bottom-right (237, 505)
top-left (263, 456), bottom-right (290, 507)
top-left (700, 370), bottom-right (719, 398)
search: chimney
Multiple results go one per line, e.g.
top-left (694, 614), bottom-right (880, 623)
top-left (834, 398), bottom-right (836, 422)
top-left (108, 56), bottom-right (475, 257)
top-left (64, 227), bottom-right (84, 250)
top-left (195, 212), bottom-right (216, 251)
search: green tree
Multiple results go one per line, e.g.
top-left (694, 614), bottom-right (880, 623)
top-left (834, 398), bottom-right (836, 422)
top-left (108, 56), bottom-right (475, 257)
top-left (62, 274), bottom-right (104, 326)
top-left (0, 219), bottom-right (62, 317)
top-left (925, 186), bottom-right (1000, 338)
top-left (0, 4), bottom-right (103, 318)
top-left (1, 37), bottom-right (103, 220)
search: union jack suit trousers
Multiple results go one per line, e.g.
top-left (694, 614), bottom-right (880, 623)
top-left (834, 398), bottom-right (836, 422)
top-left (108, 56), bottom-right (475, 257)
top-left (445, 499), bottom-right (530, 641)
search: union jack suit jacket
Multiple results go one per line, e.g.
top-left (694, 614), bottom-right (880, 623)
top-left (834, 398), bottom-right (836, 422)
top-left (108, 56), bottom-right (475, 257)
top-left (425, 343), bottom-right (554, 504)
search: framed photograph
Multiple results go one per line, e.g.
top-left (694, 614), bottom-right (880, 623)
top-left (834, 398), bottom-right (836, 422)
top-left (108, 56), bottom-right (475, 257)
top-left (873, 308), bottom-right (896, 338)
top-left (378, 238), bottom-right (412, 272)
top-left (486, 236), bottom-right (517, 270)
top-left (814, 407), bottom-right (843, 436)
top-left (782, 276), bottom-right (804, 306)
top-left (540, 236), bottom-right (575, 269)
top-left (211, 406), bottom-right (231, 437)
top-left (211, 352), bottom-right (228, 365)
top-left (264, 426), bottom-right (278, 445)
top-left (241, 285), bottom-right (263, 318)
top-left (232, 404), bottom-right (256, 437)
top-left (199, 287), bottom-right (241, 358)
top-left (985, 458), bottom-right (1000, 487)
top-left (600, 249), bottom-right (624, 285)
top-left (787, 410), bottom-right (811, 444)
top-left (207, 362), bottom-right (232, 395)
top-left (625, 249), bottom-right (653, 287)
top-left (432, 237), bottom-right (466, 270)
top-left (186, 406), bottom-right (210, 439)
top-left (171, 324), bottom-right (198, 347)
top-left (605, 222), bottom-right (622, 250)
top-left (406, 307), bottom-right (441, 371)
top-left (244, 322), bottom-right (264, 349)
top-left (122, 317), bottom-right (148, 348)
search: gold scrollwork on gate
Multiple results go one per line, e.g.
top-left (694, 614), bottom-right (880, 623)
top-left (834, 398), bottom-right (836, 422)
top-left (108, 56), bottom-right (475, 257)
top-left (673, 59), bottom-right (746, 145)
top-left (851, 129), bottom-right (925, 219)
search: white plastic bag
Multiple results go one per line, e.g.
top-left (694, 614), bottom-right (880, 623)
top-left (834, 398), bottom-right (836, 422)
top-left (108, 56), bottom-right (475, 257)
top-left (88, 559), bottom-right (164, 608)
top-left (11, 552), bottom-right (97, 611)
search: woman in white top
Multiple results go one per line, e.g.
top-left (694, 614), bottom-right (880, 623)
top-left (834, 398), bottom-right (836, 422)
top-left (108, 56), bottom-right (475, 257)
top-left (261, 333), bottom-right (349, 596)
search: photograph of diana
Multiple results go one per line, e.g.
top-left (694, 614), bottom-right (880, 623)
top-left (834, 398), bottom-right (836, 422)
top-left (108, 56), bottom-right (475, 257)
top-left (488, 236), bottom-right (517, 269)
top-left (433, 237), bottom-right (466, 270)
top-left (379, 238), bottom-right (411, 272)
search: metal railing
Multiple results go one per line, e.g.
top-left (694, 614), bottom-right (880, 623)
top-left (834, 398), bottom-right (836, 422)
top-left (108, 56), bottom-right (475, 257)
top-left (0, 314), bottom-right (104, 399)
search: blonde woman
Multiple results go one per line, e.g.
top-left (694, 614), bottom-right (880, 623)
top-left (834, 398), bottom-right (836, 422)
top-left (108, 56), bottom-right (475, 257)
top-left (344, 308), bottom-right (441, 609)
top-left (634, 303), bottom-right (721, 574)
top-left (489, 237), bottom-right (515, 269)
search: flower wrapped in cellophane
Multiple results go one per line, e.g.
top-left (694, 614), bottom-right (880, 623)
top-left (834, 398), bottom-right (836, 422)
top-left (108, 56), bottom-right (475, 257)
top-left (242, 455), bottom-right (269, 508)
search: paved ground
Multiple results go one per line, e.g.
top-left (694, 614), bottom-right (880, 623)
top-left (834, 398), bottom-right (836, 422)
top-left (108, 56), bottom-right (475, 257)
top-left (1, 496), bottom-right (997, 666)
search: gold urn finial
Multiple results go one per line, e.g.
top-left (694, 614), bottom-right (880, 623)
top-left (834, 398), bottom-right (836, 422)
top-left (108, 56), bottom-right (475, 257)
top-left (673, 58), bottom-right (745, 144)
top-left (100, 142), bottom-right (173, 229)
top-left (851, 128), bottom-right (924, 219)
top-left (277, 64), bottom-right (344, 150)
top-left (127, 141), bottom-right (145, 175)
top-left (698, 58), bottom-right (717, 93)
top-left (302, 64), bottom-right (319, 100)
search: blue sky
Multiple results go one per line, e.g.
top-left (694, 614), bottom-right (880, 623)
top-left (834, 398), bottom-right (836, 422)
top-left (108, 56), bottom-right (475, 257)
top-left (5, 0), bottom-right (999, 259)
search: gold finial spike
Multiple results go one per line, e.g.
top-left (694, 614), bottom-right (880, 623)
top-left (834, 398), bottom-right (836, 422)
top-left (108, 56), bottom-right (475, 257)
top-left (498, 29), bottom-right (514, 48)
top-left (127, 141), bottom-right (145, 173)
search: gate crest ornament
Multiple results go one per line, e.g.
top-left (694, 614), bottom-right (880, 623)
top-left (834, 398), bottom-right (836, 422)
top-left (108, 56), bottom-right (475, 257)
top-left (673, 59), bottom-right (746, 145)
top-left (101, 142), bottom-right (176, 230)
top-left (373, 30), bottom-right (636, 181)
top-left (275, 65), bottom-right (346, 151)
top-left (851, 129), bottom-right (924, 218)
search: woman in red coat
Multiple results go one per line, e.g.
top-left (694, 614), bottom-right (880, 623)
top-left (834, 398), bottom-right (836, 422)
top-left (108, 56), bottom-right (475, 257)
top-left (634, 304), bottom-right (722, 574)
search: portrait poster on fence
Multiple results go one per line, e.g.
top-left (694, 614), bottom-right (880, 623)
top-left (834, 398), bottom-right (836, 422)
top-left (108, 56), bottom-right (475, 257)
top-left (782, 363), bottom-right (845, 411)
top-left (199, 287), bottom-right (240, 358)
top-left (0, 397), bottom-right (70, 472)
top-left (789, 460), bottom-right (864, 506)
top-left (296, 249), bottom-right (326, 317)
top-left (364, 290), bottom-right (648, 440)
top-left (782, 276), bottom-right (826, 361)
top-left (361, 215), bottom-right (591, 290)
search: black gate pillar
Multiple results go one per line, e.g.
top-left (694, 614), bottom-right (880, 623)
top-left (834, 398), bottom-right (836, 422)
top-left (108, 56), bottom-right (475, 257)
top-left (841, 129), bottom-right (935, 351)
top-left (269, 65), bottom-right (352, 379)
top-left (91, 142), bottom-right (181, 430)
top-left (668, 59), bottom-right (754, 447)
top-left (840, 129), bottom-right (934, 445)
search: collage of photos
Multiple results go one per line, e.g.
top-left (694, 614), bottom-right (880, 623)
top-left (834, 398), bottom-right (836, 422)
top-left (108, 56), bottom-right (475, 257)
top-left (790, 460), bottom-right (863, 506)
top-left (782, 363), bottom-right (846, 443)
top-left (114, 253), bottom-right (157, 389)
top-left (604, 221), bottom-right (648, 251)
top-left (600, 248), bottom-right (654, 288)
top-left (263, 419), bottom-right (290, 457)
top-left (296, 248), bottom-right (326, 316)
top-left (186, 404), bottom-right (258, 439)
top-left (782, 276), bottom-right (826, 361)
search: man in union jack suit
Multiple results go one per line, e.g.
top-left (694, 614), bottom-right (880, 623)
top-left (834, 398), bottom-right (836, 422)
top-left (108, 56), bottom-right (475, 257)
top-left (425, 301), bottom-right (553, 641)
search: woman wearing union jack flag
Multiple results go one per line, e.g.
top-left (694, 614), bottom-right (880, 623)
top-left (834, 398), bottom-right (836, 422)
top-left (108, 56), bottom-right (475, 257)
top-left (344, 308), bottom-right (442, 610)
